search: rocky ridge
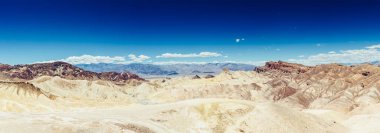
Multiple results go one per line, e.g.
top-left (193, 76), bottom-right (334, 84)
top-left (0, 62), bottom-right (143, 82)
top-left (254, 61), bottom-right (380, 112)
top-left (255, 61), bottom-right (311, 73)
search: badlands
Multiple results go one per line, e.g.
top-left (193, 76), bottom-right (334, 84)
top-left (1, 61), bottom-right (380, 133)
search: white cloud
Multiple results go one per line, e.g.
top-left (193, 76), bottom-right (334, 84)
top-left (128, 54), bottom-right (150, 62)
top-left (288, 44), bottom-right (380, 65)
top-left (156, 52), bottom-right (222, 58)
top-left (38, 54), bottom-right (150, 64)
top-left (366, 44), bottom-right (380, 49)
top-left (236, 38), bottom-right (245, 43)
top-left (298, 55), bottom-right (305, 58)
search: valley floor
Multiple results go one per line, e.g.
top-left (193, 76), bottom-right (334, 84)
top-left (1, 98), bottom-right (380, 133)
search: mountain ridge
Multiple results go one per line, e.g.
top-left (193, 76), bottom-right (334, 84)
top-left (0, 62), bottom-right (143, 82)
top-left (76, 63), bottom-right (256, 77)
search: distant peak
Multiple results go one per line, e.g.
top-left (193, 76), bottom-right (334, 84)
top-left (255, 61), bottom-right (311, 73)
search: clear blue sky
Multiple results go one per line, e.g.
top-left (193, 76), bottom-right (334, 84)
top-left (0, 0), bottom-right (380, 65)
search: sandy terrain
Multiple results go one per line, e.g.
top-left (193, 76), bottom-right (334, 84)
top-left (0, 99), bottom-right (346, 133)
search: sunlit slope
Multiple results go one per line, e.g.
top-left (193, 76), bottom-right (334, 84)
top-left (0, 99), bottom-right (345, 133)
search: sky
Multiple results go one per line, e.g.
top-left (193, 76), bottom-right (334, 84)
top-left (0, 0), bottom-right (380, 65)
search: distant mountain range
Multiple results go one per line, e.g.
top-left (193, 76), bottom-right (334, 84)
top-left (339, 61), bottom-right (380, 66)
top-left (370, 61), bottom-right (380, 65)
top-left (0, 62), bottom-right (143, 82)
top-left (76, 63), bottom-right (256, 77)
top-left (76, 63), bottom-right (178, 76)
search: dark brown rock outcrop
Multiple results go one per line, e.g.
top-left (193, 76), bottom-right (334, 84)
top-left (0, 64), bottom-right (11, 71)
top-left (192, 75), bottom-right (201, 79)
top-left (254, 61), bottom-right (312, 74)
top-left (204, 75), bottom-right (215, 79)
top-left (0, 62), bottom-right (144, 82)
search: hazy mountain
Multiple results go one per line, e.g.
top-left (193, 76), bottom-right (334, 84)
top-left (370, 61), bottom-right (380, 65)
top-left (76, 63), bottom-right (178, 76)
top-left (340, 61), bottom-right (380, 66)
top-left (159, 63), bottom-right (255, 75)
top-left (76, 63), bottom-right (255, 77)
